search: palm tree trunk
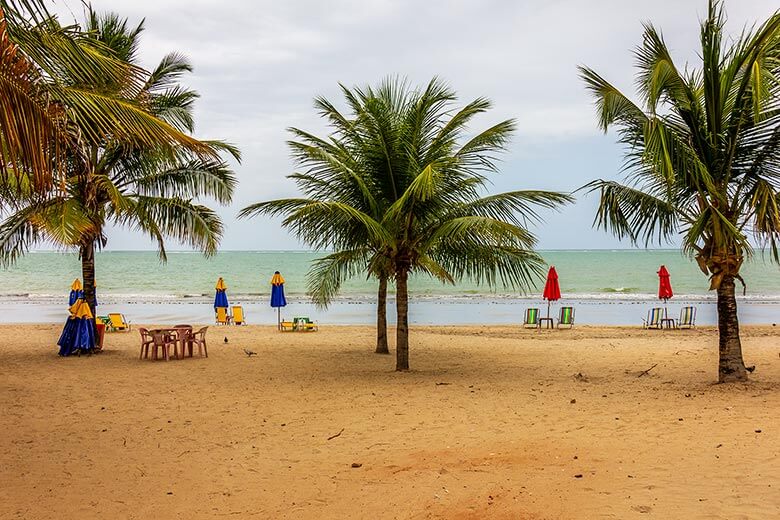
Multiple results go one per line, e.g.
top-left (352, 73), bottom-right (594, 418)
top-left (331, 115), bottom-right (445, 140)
top-left (395, 268), bottom-right (409, 371)
top-left (716, 276), bottom-right (747, 383)
top-left (375, 275), bottom-right (389, 354)
top-left (80, 240), bottom-right (97, 318)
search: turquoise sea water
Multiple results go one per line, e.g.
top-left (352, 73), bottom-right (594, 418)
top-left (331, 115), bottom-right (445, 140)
top-left (1, 250), bottom-right (779, 324)
top-left (2, 249), bottom-right (780, 300)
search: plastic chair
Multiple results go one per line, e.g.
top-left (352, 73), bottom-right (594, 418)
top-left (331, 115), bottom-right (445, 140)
top-left (138, 327), bottom-right (154, 359)
top-left (174, 325), bottom-right (193, 357)
top-left (150, 331), bottom-right (177, 361)
top-left (190, 327), bottom-right (209, 357)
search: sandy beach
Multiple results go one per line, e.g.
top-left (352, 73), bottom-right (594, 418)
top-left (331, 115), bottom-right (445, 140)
top-left (1, 324), bottom-right (779, 519)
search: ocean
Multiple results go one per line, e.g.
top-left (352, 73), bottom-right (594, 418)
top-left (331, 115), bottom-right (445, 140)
top-left (2, 250), bottom-right (779, 325)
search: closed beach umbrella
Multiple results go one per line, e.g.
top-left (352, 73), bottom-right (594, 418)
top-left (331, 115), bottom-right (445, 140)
top-left (542, 266), bottom-right (561, 318)
top-left (68, 279), bottom-right (83, 306)
top-left (658, 265), bottom-right (673, 318)
top-left (57, 298), bottom-right (97, 356)
top-left (214, 277), bottom-right (229, 309)
top-left (270, 271), bottom-right (287, 330)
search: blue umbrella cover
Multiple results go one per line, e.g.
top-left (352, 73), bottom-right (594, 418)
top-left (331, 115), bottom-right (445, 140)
top-left (270, 272), bottom-right (286, 308)
top-left (68, 279), bottom-right (83, 306)
top-left (214, 277), bottom-right (229, 309)
top-left (58, 299), bottom-right (97, 356)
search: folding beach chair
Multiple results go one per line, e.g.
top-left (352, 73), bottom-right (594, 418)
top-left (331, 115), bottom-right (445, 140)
top-left (678, 306), bottom-right (696, 329)
top-left (294, 317), bottom-right (318, 332)
top-left (557, 306), bottom-right (575, 328)
top-left (215, 307), bottom-right (232, 325)
top-left (280, 320), bottom-right (295, 332)
top-left (232, 305), bottom-right (246, 326)
top-left (642, 307), bottom-right (664, 329)
top-left (107, 313), bottom-right (130, 332)
top-left (523, 308), bottom-right (539, 328)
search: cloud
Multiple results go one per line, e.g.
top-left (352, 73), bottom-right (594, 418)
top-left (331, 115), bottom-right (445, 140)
top-left (51, 0), bottom-right (778, 250)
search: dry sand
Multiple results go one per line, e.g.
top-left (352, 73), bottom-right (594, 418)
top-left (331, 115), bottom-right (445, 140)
top-left (1, 323), bottom-right (779, 519)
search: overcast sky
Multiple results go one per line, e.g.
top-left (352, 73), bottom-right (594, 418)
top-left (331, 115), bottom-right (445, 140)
top-left (56, 0), bottom-right (778, 251)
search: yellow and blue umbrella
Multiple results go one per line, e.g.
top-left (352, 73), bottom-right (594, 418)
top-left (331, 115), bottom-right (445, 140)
top-left (214, 277), bottom-right (229, 309)
top-left (270, 271), bottom-right (286, 329)
top-left (57, 298), bottom-right (97, 356)
top-left (70, 279), bottom-right (99, 308)
top-left (68, 279), bottom-right (83, 306)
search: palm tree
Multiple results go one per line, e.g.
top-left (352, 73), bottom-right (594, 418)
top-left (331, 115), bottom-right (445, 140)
top-left (0, 0), bottom-right (213, 191)
top-left (0, 10), bottom-right (239, 315)
top-left (579, 0), bottom-right (780, 382)
top-left (241, 78), bottom-right (571, 370)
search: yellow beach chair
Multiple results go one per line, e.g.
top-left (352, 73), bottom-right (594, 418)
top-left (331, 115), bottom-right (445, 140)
top-left (294, 317), bottom-right (318, 332)
top-left (301, 318), bottom-right (318, 332)
top-left (215, 307), bottom-right (231, 325)
top-left (232, 305), bottom-right (246, 325)
top-left (107, 313), bottom-right (130, 332)
top-left (280, 320), bottom-right (295, 332)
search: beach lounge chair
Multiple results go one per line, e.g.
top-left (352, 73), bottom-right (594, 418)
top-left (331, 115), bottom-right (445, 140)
top-left (299, 317), bottom-right (318, 332)
top-left (280, 320), bottom-right (294, 332)
top-left (557, 306), bottom-right (575, 328)
top-left (232, 305), bottom-right (246, 325)
top-left (215, 307), bottom-right (232, 325)
top-left (642, 307), bottom-right (664, 329)
top-left (523, 308), bottom-right (539, 328)
top-left (291, 317), bottom-right (318, 331)
top-left (678, 306), bottom-right (696, 329)
top-left (107, 313), bottom-right (130, 332)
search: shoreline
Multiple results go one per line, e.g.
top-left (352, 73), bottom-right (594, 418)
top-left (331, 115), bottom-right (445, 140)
top-left (3, 298), bottom-right (779, 326)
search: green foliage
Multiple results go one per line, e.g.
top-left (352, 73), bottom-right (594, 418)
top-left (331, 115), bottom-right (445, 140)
top-left (241, 77), bottom-right (572, 306)
top-left (0, 9), bottom-right (238, 265)
top-left (579, 0), bottom-right (780, 287)
top-left (0, 1), bottom-right (215, 191)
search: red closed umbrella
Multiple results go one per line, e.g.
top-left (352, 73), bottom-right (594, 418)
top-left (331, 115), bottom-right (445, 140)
top-left (657, 265), bottom-right (673, 318)
top-left (543, 266), bottom-right (561, 318)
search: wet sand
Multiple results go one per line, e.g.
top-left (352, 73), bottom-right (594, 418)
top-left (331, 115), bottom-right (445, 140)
top-left (1, 324), bottom-right (779, 519)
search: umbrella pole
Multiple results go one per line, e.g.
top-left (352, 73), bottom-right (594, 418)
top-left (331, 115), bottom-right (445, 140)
top-left (547, 300), bottom-right (551, 319)
top-left (277, 308), bottom-right (280, 331)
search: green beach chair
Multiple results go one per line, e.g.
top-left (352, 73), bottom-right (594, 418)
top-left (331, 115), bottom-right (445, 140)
top-left (678, 306), bottom-right (696, 329)
top-left (293, 317), bottom-right (318, 332)
top-left (557, 306), bottom-right (575, 328)
top-left (642, 307), bottom-right (664, 329)
top-left (523, 308), bottom-right (539, 328)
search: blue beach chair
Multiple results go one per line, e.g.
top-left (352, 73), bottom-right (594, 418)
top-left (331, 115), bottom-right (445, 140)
top-left (642, 307), bottom-right (664, 329)
top-left (678, 306), bottom-right (696, 329)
